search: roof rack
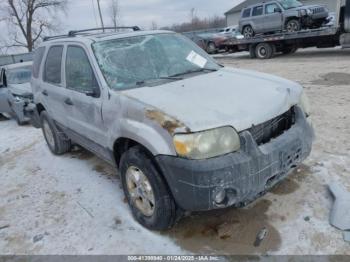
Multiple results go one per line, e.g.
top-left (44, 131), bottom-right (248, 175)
top-left (68, 26), bottom-right (141, 36)
top-left (43, 26), bottom-right (141, 42)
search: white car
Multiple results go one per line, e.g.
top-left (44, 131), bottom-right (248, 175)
top-left (0, 62), bottom-right (33, 125)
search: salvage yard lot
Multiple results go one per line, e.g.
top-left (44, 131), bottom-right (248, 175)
top-left (1, 48), bottom-right (350, 255)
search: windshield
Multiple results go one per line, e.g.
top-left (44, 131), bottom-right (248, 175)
top-left (278, 0), bottom-right (303, 9)
top-left (6, 66), bottom-right (32, 85)
top-left (92, 33), bottom-right (220, 90)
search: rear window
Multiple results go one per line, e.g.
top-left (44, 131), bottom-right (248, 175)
top-left (44, 46), bottom-right (63, 84)
top-left (252, 6), bottom-right (264, 16)
top-left (242, 8), bottom-right (251, 18)
top-left (32, 47), bottom-right (45, 78)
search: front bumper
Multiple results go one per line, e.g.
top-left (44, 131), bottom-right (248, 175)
top-left (156, 107), bottom-right (314, 212)
top-left (8, 95), bottom-right (32, 124)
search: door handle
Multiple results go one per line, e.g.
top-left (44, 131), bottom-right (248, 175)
top-left (42, 90), bottom-right (48, 96)
top-left (64, 98), bottom-right (74, 106)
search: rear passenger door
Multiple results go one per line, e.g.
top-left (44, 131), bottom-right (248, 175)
top-left (63, 45), bottom-right (109, 159)
top-left (264, 2), bottom-right (283, 32)
top-left (42, 45), bottom-right (69, 126)
top-left (251, 5), bottom-right (265, 33)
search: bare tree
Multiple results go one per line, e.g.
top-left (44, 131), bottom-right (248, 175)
top-left (108, 0), bottom-right (121, 30)
top-left (0, 0), bottom-right (67, 52)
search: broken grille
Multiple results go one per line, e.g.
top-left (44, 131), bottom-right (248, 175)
top-left (248, 107), bottom-right (295, 146)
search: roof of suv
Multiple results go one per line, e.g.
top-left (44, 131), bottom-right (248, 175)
top-left (41, 29), bottom-right (174, 46)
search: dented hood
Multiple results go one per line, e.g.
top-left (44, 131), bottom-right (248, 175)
top-left (122, 68), bottom-right (303, 132)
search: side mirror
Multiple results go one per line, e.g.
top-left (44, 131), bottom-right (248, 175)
top-left (84, 87), bottom-right (100, 98)
top-left (274, 7), bottom-right (282, 13)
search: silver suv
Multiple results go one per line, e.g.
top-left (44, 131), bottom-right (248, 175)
top-left (28, 28), bottom-right (314, 230)
top-left (239, 0), bottom-right (329, 38)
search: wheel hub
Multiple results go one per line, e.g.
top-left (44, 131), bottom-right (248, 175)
top-left (126, 166), bottom-right (155, 217)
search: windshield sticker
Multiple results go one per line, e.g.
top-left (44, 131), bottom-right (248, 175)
top-left (186, 51), bottom-right (207, 68)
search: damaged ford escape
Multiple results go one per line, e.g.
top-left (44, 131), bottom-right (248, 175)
top-left (28, 27), bottom-right (314, 230)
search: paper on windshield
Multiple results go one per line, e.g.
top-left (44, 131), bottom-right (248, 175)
top-left (186, 51), bottom-right (207, 68)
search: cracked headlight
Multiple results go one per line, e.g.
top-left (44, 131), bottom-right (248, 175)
top-left (300, 91), bottom-right (311, 117)
top-left (173, 127), bottom-right (240, 160)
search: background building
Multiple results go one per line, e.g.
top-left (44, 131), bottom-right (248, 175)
top-left (225, 0), bottom-right (337, 26)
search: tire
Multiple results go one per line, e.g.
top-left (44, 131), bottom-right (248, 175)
top-left (255, 43), bottom-right (275, 59)
top-left (286, 19), bottom-right (301, 33)
top-left (40, 111), bottom-right (71, 155)
top-left (249, 44), bottom-right (257, 58)
top-left (120, 146), bottom-right (178, 231)
top-left (207, 42), bottom-right (217, 54)
top-left (242, 25), bottom-right (255, 39)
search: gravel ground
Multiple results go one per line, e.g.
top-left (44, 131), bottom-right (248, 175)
top-left (0, 48), bottom-right (349, 255)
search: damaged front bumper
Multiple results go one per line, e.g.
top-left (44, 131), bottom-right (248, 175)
top-left (156, 107), bottom-right (314, 212)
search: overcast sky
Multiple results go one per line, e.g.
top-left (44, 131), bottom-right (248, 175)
top-left (65, 0), bottom-right (243, 30)
top-left (0, 0), bottom-right (243, 54)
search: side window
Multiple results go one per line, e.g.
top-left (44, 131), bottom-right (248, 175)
top-left (252, 6), bottom-right (264, 16)
top-left (65, 46), bottom-right (98, 93)
top-left (32, 47), bottom-right (45, 78)
top-left (242, 8), bottom-right (251, 18)
top-left (265, 3), bottom-right (279, 14)
top-left (44, 46), bottom-right (63, 84)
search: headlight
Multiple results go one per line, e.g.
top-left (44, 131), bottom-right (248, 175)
top-left (307, 9), bottom-right (313, 15)
top-left (13, 95), bottom-right (24, 102)
top-left (299, 91), bottom-right (311, 117)
top-left (173, 127), bottom-right (240, 160)
top-left (299, 9), bottom-right (307, 16)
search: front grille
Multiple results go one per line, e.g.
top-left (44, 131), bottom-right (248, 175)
top-left (311, 7), bottom-right (325, 14)
top-left (247, 107), bottom-right (295, 146)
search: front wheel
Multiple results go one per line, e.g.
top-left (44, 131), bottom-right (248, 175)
top-left (120, 146), bottom-right (178, 231)
top-left (286, 19), bottom-right (301, 33)
top-left (206, 42), bottom-right (217, 54)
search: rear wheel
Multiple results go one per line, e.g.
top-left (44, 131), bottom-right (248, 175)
top-left (286, 19), bottom-right (301, 33)
top-left (40, 111), bottom-right (71, 155)
top-left (255, 43), bottom-right (275, 59)
top-left (243, 25), bottom-right (255, 39)
top-left (120, 146), bottom-right (178, 231)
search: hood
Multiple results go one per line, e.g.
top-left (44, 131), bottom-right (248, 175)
top-left (122, 68), bottom-right (303, 133)
top-left (292, 5), bottom-right (324, 11)
top-left (8, 83), bottom-right (32, 97)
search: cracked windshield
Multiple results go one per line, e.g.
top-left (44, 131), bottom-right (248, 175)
top-left (93, 33), bottom-right (219, 90)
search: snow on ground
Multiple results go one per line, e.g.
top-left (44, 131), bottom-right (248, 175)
top-left (0, 48), bottom-right (350, 255)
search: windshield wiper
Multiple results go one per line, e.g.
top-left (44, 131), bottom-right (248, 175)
top-left (135, 76), bottom-right (183, 87)
top-left (169, 68), bottom-right (218, 78)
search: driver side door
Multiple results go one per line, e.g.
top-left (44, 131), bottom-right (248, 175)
top-left (264, 2), bottom-right (283, 32)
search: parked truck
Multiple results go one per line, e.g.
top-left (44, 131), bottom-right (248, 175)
top-left (223, 0), bottom-right (350, 59)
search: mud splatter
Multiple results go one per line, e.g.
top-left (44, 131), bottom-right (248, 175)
top-left (93, 164), bottom-right (114, 177)
top-left (145, 109), bottom-right (189, 134)
top-left (311, 72), bottom-right (350, 86)
top-left (70, 147), bottom-right (94, 160)
top-left (166, 200), bottom-right (281, 255)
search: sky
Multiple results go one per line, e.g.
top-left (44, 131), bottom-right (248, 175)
top-left (0, 0), bottom-right (243, 54)
top-left (66, 0), bottom-right (243, 30)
